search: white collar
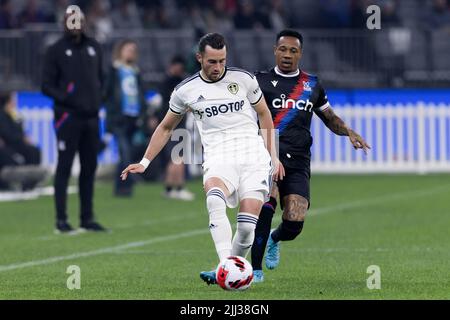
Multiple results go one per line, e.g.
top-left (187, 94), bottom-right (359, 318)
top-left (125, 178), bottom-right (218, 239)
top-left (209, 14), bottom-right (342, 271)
top-left (274, 66), bottom-right (299, 77)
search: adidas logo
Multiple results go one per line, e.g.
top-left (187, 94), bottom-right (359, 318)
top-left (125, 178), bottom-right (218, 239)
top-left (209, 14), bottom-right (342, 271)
top-left (197, 95), bottom-right (205, 102)
top-left (209, 223), bottom-right (217, 229)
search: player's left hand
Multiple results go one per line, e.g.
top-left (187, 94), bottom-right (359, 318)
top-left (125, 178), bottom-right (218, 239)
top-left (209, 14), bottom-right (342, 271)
top-left (272, 157), bottom-right (285, 182)
top-left (348, 130), bottom-right (371, 154)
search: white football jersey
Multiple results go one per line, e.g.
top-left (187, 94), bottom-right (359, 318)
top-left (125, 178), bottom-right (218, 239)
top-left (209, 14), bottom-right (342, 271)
top-left (169, 67), bottom-right (269, 163)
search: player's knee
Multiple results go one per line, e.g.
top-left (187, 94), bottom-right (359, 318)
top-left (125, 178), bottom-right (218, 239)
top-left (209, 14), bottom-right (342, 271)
top-left (206, 188), bottom-right (226, 216)
top-left (283, 197), bottom-right (308, 222)
top-left (236, 214), bottom-right (258, 244)
top-left (237, 220), bottom-right (257, 235)
top-left (284, 209), bottom-right (307, 222)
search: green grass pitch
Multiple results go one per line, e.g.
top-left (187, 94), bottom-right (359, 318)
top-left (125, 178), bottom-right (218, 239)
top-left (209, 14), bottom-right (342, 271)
top-left (0, 174), bottom-right (449, 299)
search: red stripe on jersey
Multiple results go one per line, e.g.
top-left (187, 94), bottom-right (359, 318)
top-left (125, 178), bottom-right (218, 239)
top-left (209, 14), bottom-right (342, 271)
top-left (273, 72), bottom-right (309, 129)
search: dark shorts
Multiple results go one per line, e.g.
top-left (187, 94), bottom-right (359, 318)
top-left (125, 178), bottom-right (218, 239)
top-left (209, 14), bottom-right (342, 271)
top-left (277, 152), bottom-right (311, 209)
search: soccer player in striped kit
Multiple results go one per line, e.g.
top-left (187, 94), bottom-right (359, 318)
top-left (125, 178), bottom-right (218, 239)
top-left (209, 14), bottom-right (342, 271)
top-left (251, 30), bottom-right (370, 282)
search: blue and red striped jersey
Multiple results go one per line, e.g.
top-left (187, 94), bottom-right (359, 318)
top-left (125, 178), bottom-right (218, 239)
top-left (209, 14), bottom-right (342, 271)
top-left (256, 68), bottom-right (329, 158)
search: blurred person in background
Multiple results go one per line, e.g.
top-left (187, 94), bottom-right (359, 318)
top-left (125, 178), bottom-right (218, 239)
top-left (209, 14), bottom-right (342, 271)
top-left (0, 0), bottom-right (16, 29)
top-left (141, 0), bottom-right (172, 29)
top-left (154, 55), bottom-right (195, 201)
top-left (204, 0), bottom-right (234, 34)
top-left (427, 0), bottom-right (450, 30)
top-left (104, 39), bottom-right (148, 197)
top-left (53, 0), bottom-right (70, 26)
top-left (268, 0), bottom-right (287, 31)
top-left (233, 0), bottom-right (270, 30)
top-left (17, 0), bottom-right (52, 27)
top-left (319, 0), bottom-right (351, 29)
top-left (85, 0), bottom-right (113, 43)
top-left (41, 7), bottom-right (106, 233)
top-left (0, 92), bottom-right (40, 167)
top-left (350, 0), bottom-right (371, 29)
top-left (379, 0), bottom-right (401, 28)
top-left (0, 91), bottom-right (47, 191)
top-left (111, 0), bottom-right (142, 30)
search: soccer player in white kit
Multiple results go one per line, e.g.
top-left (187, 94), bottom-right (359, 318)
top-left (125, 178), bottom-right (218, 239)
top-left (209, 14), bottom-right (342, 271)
top-left (121, 33), bottom-right (284, 285)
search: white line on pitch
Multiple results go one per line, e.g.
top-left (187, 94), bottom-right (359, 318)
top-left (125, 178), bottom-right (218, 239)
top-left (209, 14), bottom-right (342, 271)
top-left (0, 229), bottom-right (208, 272)
top-left (308, 183), bottom-right (450, 217)
top-left (1, 183), bottom-right (449, 273)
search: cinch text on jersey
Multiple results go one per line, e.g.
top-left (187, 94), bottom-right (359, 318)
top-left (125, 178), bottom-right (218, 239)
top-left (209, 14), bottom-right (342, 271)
top-left (272, 94), bottom-right (314, 112)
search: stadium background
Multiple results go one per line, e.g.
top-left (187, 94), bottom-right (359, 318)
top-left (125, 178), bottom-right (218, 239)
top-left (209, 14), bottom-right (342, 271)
top-left (1, 0), bottom-right (450, 175)
top-left (1, 0), bottom-right (450, 300)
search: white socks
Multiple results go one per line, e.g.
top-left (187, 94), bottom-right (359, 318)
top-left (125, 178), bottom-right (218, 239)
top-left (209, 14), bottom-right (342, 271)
top-left (206, 188), bottom-right (232, 261)
top-left (206, 189), bottom-right (259, 261)
top-left (231, 212), bottom-right (258, 258)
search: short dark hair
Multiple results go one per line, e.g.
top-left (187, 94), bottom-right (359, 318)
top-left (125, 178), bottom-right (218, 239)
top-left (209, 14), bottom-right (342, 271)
top-left (198, 33), bottom-right (226, 53)
top-left (276, 29), bottom-right (303, 48)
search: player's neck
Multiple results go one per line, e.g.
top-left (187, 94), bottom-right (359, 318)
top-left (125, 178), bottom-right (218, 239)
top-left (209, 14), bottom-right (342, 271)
top-left (200, 68), bottom-right (226, 82)
top-left (274, 66), bottom-right (299, 77)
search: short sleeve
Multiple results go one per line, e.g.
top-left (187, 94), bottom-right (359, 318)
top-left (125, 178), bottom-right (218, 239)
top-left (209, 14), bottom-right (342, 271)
top-left (315, 81), bottom-right (330, 112)
top-left (246, 75), bottom-right (263, 105)
top-left (168, 89), bottom-right (187, 115)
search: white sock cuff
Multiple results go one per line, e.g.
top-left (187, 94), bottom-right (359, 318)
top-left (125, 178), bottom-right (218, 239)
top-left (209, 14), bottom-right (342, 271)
top-left (206, 187), bottom-right (226, 202)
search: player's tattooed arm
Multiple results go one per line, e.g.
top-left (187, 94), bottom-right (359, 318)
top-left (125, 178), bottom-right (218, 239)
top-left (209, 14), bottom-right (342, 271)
top-left (319, 107), bottom-right (371, 154)
top-left (319, 107), bottom-right (350, 136)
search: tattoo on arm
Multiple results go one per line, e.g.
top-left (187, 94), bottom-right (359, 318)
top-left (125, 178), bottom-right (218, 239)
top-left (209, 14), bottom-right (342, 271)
top-left (320, 108), bottom-right (350, 136)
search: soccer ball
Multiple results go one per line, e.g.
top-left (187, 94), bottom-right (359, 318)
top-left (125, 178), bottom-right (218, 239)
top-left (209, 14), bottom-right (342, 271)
top-left (215, 256), bottom-right (254, 291)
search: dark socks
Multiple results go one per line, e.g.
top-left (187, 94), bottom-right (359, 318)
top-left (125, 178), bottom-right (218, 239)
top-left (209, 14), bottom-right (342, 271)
top-left (251, 197), bottom-right (277, 270)
top-left (271, 219), bottom-right (304, 242)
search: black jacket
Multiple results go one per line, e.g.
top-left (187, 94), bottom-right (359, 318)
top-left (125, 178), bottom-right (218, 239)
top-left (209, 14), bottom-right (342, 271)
top-left (0, 110), bottom-right (25, 147)
top-left (103, 63), bottom-right (147, 133)
top-left (41, 33), bottom-right (103, 118)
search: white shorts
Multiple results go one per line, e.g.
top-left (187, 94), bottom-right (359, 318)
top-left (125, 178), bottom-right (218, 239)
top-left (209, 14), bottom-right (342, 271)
top-left (203, 157), bottom-right (273, 208)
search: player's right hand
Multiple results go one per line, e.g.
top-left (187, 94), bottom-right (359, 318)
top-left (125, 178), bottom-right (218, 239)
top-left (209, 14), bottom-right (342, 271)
top-left (272, 157), bottom-right (285, 182)
top-left (120, 163), bottom-right (145, 181)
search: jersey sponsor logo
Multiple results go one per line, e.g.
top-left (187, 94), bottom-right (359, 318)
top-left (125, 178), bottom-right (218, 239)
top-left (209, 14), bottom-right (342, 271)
top-left (272, 94), bottom-right (314, 112)
top-left (203, 100), bottom-right (245, 118)
top-left (194, 109), bottom-right (204, 119)
top-left (227, 83), bottom-right (239, 94)
top-left (271, 80), bottom-right (278, 87)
